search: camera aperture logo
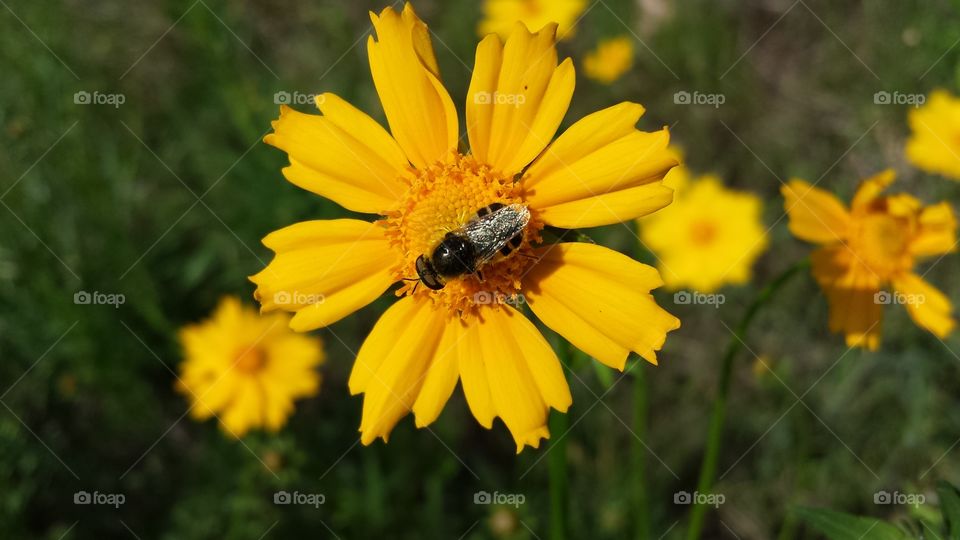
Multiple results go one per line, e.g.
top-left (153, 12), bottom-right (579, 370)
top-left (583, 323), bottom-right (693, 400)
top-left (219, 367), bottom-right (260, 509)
top-left (74, 290), bottom-right (125, 308)
top-left (873, 91), bottom-right (925, 108)
top-left (873, 291), bottom-right (924, 306)
top-left (673, 290), bottom-right (724, 308)
top-left (474, 490), bottom-right (525, 508)
top-left (273, 291), bottom-right (326, 306)
top-left (473, 91), bottom-right (525, 108)
top-left (74, 490), bottom-right (125, 508)
top-left (874, 490), bottom-right (925, 508)
top-left (274, 91), bottom-right (325, 106)
top-left (472, 291), bottom-right (526, 306)
top-left (73, 91), bottom-right (126, 108)
top-left (674, 490), bottom-right (725, 508)
top-left (273, 490), bottom-right (325, 508)
top-left (673, 90), bottom-right (725, 108)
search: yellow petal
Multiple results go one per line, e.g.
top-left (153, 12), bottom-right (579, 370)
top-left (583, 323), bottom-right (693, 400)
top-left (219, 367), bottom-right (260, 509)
top-left (368, 4), bottom-right (458, 168)
top-left (911, 202), bottom-right (957, 257)
top-left (534, 182), bottom-right (675, 229)
top-left (411, 317), bottom-right (462, 428)
top-left (523, 103), bottom-right (677, 228)
top-left (851, 169), bottom-right (896, 212)
top-left (468, 22), bottom-right (575, 175)
top-left (250, 220), bottom-right (399, 331)
top-left (818, 262), bottom-right (883, 351)
top-left (352, 296), bottom-right (448, 444)
top-left (478, 307), bottom-right (569, 452)
top-left (893, 272), bottom-right (955, 338)
top-left (781, 179), bottom-right (851, 244)
top-left (906, 89), bottom-right (960, 181)
top-left (220, 378), bottom-right (260, 437)
top-left (264, 96), bottom-right (408, 214)
top-left (465, 34), bottom-right (502, 165)
top-left (457, 316), bottom-right (496, 429)
top-left (523, 242), bottom-right (680, 369)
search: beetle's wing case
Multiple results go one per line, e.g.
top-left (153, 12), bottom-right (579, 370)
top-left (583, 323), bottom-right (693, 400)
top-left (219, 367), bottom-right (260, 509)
top-left (461, 204), bottom-right (530, 266)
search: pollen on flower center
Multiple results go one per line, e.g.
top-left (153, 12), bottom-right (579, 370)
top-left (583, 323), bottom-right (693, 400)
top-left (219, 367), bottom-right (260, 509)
top-left (381, 152), bottom-right (542, 316)
top-left (233, 346), bottom-right (266, 373)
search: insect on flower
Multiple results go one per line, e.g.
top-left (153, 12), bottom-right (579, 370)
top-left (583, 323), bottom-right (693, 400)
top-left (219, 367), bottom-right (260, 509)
top-left (415, 203), bottom-right (530, 290)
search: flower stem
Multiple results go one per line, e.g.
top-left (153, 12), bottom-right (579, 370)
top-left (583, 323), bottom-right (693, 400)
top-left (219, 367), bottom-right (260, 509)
top-left (633, 361), bottom-right (650, 540)
top-left (686, 260), bottom-right (809, 540)
top-left (549, 343), bottom-right (572, 540)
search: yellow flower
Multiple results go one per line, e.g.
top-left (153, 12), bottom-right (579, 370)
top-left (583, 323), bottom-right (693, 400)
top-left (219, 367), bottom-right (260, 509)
top-left (479, 0), bottom-right (586, 41)
top-left (253, 4), bottom-right (680, 452)
top-left (782, 170), bottom-right (957, 350)
top-left (906, 89), bottom-right (960, 180)
top-left (177, 297), bottom-right (323, 436)
top-left (640, 165), bottom-right (768, 293)
top-left (583, 35), bottom-right (634, 84)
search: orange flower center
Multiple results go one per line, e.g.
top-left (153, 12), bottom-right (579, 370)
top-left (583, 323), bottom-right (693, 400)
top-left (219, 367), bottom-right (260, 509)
top-left (381, 152), bottom-right (542, 317)
top-left (851, 212), bottom-right (913, 278)
top-left (689, 220), bottom-right (719, 247)
top-left (233, 346), bottom-right (266, 373)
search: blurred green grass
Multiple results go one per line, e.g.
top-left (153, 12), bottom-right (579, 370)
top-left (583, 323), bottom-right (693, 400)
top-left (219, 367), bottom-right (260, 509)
top-left (2, 0), bottom-right (960, 538)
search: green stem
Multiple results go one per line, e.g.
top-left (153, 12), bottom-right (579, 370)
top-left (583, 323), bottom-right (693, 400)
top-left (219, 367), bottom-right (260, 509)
top-left (686, 260), bottom-right (809, 540)
top-left (633, 362), bottom-right (650, 540)
top-left (549, 344), bottom-right (572, 540)
top-left (633, 221), bottom-right (651, 540)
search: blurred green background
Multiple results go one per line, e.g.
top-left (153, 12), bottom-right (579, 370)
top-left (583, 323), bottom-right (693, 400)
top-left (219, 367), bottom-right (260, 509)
top-left (3, 0), bottom-right (960, 538)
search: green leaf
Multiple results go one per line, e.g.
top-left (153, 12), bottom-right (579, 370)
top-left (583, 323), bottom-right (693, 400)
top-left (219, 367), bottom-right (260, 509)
top-left (795, 507), bottom-right (909, 540)
top-left (938, 481), bottom-right (960, 540)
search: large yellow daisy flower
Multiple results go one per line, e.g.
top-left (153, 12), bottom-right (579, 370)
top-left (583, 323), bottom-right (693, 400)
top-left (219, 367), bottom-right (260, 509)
top-left (906, 89), bottom-right (960, 181)
top-left (641, 165), bottom-right (768, 293)
top-left (782, 170), bottom-right (957, 350)
top-left (177, 297), bottom-right (324, 436)
top-left (479, 0), bottom-right (587, 41)
top-left (252, 4), bottom-right (680, 451)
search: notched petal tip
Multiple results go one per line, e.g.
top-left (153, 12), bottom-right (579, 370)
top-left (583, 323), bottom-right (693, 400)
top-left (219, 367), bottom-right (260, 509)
top-left (513, 425), bottom-right (551, 453)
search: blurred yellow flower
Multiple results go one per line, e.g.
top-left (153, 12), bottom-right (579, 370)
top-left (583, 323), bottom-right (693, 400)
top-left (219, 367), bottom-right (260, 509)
top-left (177, 297), bottom-right (323, 436)
top-left (641, 165), bottom-right (768, 293)
top-left (254, 4), bottom-right (680, 451)
top-left (479, 0), bottom-right (586, 40)
top-left (906, 89), bottom-right (960, 180)
top-left (583, 35), bottom-right (634, 84)
top-left (782, 170), bottom-right (957, 350)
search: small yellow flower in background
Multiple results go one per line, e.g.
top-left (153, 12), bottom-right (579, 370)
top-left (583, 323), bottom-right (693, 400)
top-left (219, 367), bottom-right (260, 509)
top-left (583, 35), bottom-right (634, 84)
top-left (479, 0), bottom-right (586, 41)
top-left (640, 165), bottom-right (769, 293)
top-left (254, 4), bottom-right (680, 451)
top-left (906, 89), bottom-right (960, 180)
top-left (177, 297), bottom-right (323, 437)
top-left (782, 170), bottom-right (957, 350)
